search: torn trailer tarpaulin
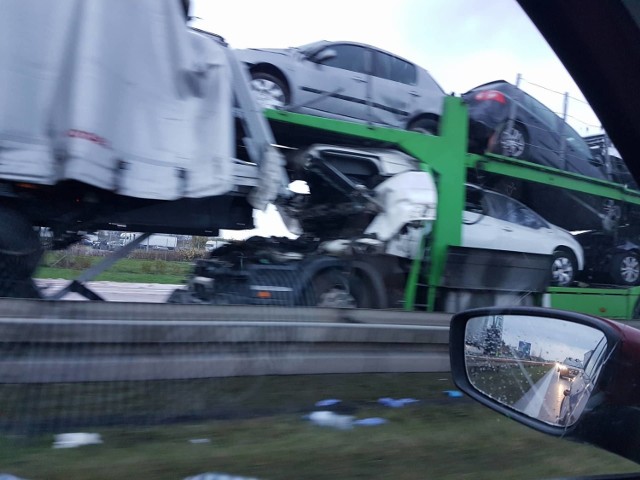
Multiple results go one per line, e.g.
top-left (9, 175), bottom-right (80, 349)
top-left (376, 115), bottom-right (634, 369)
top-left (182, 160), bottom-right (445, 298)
top-left (0, 0), bottom-right (281, 207)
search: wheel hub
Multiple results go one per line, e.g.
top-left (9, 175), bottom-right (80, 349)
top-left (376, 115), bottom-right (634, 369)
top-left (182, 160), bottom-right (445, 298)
top-left (250, 78), bottom-right (286, 109)
top-left (620, 255), bottom-right (640, 283)
top-left (317, 288), bottom-right (357, 308)
top-left (500, 126), bottom-right (525, 157)
top-left (552, 257), bottom-right (574, 286)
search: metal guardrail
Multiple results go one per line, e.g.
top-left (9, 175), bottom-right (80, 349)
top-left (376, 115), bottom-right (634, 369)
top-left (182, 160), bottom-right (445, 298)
top-left (0, 300), bottom-right (451, 383)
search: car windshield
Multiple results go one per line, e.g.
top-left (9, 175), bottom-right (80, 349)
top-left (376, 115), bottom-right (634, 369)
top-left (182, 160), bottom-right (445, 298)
top-left (2, 1), bottom-right (639, 479)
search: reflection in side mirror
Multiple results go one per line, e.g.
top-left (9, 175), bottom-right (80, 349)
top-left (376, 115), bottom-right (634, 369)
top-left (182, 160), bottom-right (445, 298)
top-left (464, 314), bottom-right (608, 427)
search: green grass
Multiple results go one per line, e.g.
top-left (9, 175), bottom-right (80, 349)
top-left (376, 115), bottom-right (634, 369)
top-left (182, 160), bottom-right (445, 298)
top-left (0, 373), bottom-right (636, 479)
top-left (470, 364), bottom-right (550, 406)
top-left (34, 256), bottom-right (191, 284)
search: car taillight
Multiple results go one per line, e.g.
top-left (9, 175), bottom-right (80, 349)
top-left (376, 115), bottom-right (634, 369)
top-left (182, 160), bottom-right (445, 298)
top-left (475, 90), bottom-right (507, 104)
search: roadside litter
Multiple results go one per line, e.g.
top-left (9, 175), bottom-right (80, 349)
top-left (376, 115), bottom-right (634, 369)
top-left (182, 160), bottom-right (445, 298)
top-left (189, 438), bottom-right (212, 444)
top-left (306, 411), bottom-right (390, 429)
top-left (52, 432), bottom-right (103, 449)
top-left (353, 417), bottom-right (388, 426)
top-left (307, 411), bottom-right (354, 429)
top-left (315, 398), bottom-right (342, 407)
top-left (377, 397), bottom-right (420, 408)
top-left (444, 390), bottom-right (464, 398)
top-left (184, 474), bottom-right (261, 480)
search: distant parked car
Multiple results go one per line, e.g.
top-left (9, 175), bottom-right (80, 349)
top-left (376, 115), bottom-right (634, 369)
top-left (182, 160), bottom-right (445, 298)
top-left (463, 184), bottom-right (584, 286)
top-left (575, 225), bottom-right (640, 286)
top-left (236, 40), bottom-right (446, 133)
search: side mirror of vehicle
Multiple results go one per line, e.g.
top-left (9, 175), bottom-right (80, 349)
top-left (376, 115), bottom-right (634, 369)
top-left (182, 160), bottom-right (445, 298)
top-left (450, 306), bottom-right (640, 464)
top-left (311, 48), bottom-right (337, 64)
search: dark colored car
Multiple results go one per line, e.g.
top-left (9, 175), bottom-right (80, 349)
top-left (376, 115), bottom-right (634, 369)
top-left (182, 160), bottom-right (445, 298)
top-left (575, 225), bottom-right (640, 286)
top-left (463, 81), bottom-right (620, 232)
top-left (584, 133), bottom-right (639, 189)
top-left (463, 80), bottom-right (609, 180)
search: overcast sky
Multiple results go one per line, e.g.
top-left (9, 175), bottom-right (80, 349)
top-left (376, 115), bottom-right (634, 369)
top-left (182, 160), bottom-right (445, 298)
top-left (191, 0), bottom-right (602, 237)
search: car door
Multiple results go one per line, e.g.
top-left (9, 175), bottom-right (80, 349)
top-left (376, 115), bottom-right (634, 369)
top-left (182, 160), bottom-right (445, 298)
top-left (483, 191), bottom-right (555, 254)
top-left (461, 187), bottom-right (500, 250)
top-left (367, 49), bottom-right (415, 128)
top-left (518, 93), bottom-right (563, 167)
top-left (297, 43), bottom-right (370, 121)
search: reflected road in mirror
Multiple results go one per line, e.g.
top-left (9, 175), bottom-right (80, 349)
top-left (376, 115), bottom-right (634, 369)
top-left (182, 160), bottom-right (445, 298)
top-left (464, 314), bottom-right (607, 427)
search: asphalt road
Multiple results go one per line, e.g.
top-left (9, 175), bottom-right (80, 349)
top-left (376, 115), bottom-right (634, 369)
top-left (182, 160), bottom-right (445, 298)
top-left (514, 366), bottom-right (571, 424)
top-left (36, 279), bottom-right (181, 303)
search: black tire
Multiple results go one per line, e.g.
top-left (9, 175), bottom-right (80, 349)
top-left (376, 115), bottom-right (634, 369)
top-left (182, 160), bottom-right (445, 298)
top-left (0, 208), bottom-right (42, 298)
top-left (492, 122), bottom-right (529, 159)
top-left (551, 249), bottom-right (577, 287)
top-left (308, 270), bottom-right (373, 309)
top-left (609, 251), bottom-right (640, 286)
top-left (249, 71), bottom-right (289, 110)
top-left (408, 117), bottom-right (439, 135)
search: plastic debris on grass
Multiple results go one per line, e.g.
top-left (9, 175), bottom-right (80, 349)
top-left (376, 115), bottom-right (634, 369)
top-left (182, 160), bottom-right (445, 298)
top-left (443, 390), bottom-right (464, 398)
top-left (353, 417), bottom-right (388, 426)
top-left (184, 474), bottom-right (261, 480)
top-left (52, 432), bottom-right (103, 448)
top-left (315, 398), bottom-right (342, 407)
top-left (0, 475), bottom-right (29, 480)
top-left (189, 438), bottom-right (212, 444)
top-left (306, 411), bottom-right (354, 430)
top-left (377, 397), bottom-right (420, 408)
top-left (306, 411), bottom-right (390, 429)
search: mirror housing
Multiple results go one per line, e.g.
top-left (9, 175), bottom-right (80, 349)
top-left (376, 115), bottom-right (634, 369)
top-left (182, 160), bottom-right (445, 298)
top-left (312, 48), bottom-right (337, 64)
top-left (450, 306), bottom-right (640, 463)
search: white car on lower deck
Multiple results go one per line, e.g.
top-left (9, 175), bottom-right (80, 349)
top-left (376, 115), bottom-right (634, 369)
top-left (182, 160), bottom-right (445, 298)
top-left (463, 184), bottom-right (584, 286)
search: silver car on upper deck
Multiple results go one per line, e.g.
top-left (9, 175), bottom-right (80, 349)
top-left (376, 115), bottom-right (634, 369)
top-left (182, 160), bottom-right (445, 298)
top-left (235, 40), bottom-right (447, 134)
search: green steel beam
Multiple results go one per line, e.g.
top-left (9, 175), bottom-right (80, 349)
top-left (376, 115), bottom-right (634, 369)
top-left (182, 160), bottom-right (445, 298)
top-left (469, 153), bottom-right (640, 205)
top-left (265, 102), bottom-right (640, 316)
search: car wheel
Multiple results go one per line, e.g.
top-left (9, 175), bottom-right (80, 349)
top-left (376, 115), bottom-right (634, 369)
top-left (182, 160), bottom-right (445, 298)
top-left (408, 117), bottom-right (439, 135)
top-left (249, 71), bottom-right (289, 110)
top-left (609, 252), bottom-right (640, 286)
top-left (494, 122), bottom-right (529, 159)
top-left (551, 250), bottom-right (577, 287)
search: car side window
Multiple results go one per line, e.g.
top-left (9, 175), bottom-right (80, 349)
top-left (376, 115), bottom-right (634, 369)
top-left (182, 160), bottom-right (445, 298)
top-left (373, 50), bottom-right (417, 85)
top-left (484, 192), bottom-right (547, 229)
top-left (465, 187), bottom-right (484, 213)
top-left (316, 44), bottom-right (369, 75)
top-left (583, 336), bottom-right (607, 380)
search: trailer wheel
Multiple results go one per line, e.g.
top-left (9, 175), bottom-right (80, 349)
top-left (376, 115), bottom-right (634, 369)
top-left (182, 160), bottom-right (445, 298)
top-left (309, 270), bottom-right (373, 309)
top-left (0, 208), bottom-right (43, 298)
top-left (310, 270), bottom-right (356, 308)
top-left (609, 252), bottom-right (640, 286)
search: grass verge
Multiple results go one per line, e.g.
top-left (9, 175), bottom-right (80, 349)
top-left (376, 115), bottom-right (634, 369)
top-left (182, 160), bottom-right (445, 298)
top-left (0, 373), bottom-right (636, 480)
top-left (34, 256), bottom-right (191, 284)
